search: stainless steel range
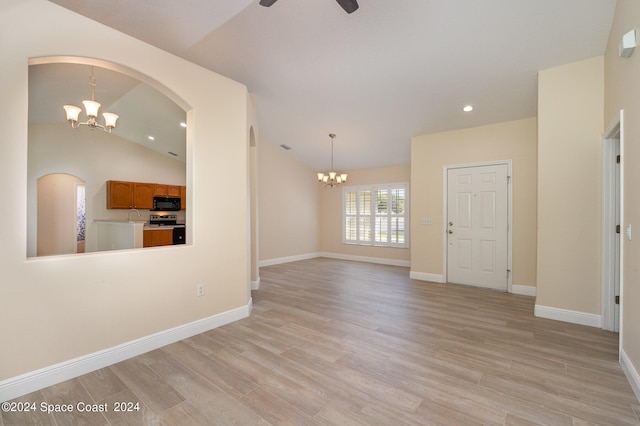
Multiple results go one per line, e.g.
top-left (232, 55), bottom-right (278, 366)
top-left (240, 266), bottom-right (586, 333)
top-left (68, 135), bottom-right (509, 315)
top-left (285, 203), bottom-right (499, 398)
top-left (149, 214), bottom-right (178, 226)
top-left (149, 214), bottom-right (185, 244)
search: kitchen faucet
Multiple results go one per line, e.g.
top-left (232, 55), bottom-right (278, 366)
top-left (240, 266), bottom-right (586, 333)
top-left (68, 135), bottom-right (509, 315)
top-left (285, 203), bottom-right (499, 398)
top-left (127, 209), bottom-right (142, 221)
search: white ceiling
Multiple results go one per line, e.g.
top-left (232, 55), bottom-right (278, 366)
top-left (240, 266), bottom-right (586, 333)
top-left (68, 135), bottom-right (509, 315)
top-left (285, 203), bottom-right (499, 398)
top-left (29, 63), bottom-right (187, 161)
top-left (47, 0), bottom-right (617, 171)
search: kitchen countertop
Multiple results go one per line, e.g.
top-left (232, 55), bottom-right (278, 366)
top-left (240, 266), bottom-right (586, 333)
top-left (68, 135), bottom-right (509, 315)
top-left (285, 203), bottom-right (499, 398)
top-left (94, 219), bottom-right (184, 230)
top-left (144, 224), bottom-right (185, 230)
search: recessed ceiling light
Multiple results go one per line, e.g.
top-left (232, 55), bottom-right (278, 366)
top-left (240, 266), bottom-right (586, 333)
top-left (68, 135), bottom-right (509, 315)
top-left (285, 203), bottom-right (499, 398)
top-left (180, 122), bottom-right (187, 128)
top-left (463, 105), bottom-right (474, 112)
top-left (147, 135), bottom-right (155, 141)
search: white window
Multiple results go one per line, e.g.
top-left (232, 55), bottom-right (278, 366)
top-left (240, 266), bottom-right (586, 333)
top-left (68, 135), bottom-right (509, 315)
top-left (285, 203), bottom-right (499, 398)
top-left (343, 183), bottom-right (408, 248)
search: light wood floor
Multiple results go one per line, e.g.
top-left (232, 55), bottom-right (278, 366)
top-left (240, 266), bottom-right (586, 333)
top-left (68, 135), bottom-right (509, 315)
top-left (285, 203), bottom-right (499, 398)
top-left (3, 258), bottom-right (639, 425)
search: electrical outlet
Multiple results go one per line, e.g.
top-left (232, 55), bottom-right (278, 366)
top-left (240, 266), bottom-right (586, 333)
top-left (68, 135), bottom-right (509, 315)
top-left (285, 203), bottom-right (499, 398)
top-left (196, 284), bottom-right (205, 297)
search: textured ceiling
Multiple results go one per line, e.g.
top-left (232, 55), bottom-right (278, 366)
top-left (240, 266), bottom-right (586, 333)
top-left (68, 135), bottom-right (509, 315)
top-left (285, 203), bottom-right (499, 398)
top-left (48, 0), bottom-right (617, 171)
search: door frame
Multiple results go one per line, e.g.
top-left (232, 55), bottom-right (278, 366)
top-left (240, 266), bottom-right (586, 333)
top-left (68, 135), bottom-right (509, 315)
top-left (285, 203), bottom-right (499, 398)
top-left (442, 160), bottom-right (513, 292)
top-left (602, 110), bottom-right (624, 334)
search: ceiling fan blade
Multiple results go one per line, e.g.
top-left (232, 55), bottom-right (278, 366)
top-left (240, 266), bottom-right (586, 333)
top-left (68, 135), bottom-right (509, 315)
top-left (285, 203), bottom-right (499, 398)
top-left (259, 0), bottom-right (278, 7)
top-left (336, 0), bottom-right (359, 14)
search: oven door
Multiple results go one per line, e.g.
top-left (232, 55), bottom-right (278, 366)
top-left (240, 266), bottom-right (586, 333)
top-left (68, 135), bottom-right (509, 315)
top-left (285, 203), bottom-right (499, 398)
top-left (172, 226), bottom-right (185, 244)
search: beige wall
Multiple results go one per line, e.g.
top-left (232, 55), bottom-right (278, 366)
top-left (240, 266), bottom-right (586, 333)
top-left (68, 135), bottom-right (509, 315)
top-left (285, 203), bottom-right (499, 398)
top-left (604, 0), bottom-right (640, 381)
top-left (410, 118), bottom-right (538, 288)
top-left (257, 139), bottom-right (320, 262)
top-left (536, 57), bottom-right (603, 315)
top-left (0, 0), bottom-right (250, 382)
top-left (319, 165), bottom-right (411, 264)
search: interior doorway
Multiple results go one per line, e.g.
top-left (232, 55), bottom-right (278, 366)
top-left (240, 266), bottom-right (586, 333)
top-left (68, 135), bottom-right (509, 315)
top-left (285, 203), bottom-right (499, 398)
top-left (445, 162), bottom-right (511, 291)
top-left (602, 111), bottom-right (623, 333)
top-left (37, 173), bottom-right (86, 256)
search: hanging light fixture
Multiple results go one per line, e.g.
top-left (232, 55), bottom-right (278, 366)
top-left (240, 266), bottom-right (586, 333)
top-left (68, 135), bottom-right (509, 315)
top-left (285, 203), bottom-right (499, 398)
top-left (63, 66), bottom-right (119, 133)
top-left (317, 133), bottom-right (348, 187)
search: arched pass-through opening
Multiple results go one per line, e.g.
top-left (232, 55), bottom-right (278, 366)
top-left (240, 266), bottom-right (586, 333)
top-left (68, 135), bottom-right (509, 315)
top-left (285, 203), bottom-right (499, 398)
top-left (27, 56), bottom-right (191, 257)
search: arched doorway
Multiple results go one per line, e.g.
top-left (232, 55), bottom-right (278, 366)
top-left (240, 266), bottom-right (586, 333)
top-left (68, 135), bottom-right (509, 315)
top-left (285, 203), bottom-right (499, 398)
top-left (37, 173), bottom-right (86, 256)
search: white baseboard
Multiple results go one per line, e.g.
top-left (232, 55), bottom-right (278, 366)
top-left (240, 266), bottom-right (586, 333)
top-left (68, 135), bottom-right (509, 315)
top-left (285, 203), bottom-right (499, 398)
top-left (621, 349), bottom-right (640, 402)
top-left (259, 252), bottom-right (410, 268)
top-left (251, 277), bottom-right (261, 290)
top-left (319, 252), bottom-right (410, 267)
top-left (512, 284), bottom-right (536, 297)
top-left (534, 304), bottom-right (601, 328)
top-left (258, 252), bottom-right (320, 267)
top-left (409, 271), bottom-right (445, 283)
top-left (0, 301), bottom-right (252, 402)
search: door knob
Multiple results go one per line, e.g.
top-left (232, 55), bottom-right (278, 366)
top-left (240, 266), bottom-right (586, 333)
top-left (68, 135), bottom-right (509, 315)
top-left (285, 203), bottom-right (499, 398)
top-left (449, 221), bottom-right (454, 226)
top-left (448, 229), bottom-right (453, 234)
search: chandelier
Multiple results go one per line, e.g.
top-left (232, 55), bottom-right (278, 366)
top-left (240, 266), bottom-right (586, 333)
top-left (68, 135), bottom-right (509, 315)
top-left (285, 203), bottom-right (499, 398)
top-left (63, 67), bottom-right (119, 133)
top-left (317, 133), bottom-right (348, 187)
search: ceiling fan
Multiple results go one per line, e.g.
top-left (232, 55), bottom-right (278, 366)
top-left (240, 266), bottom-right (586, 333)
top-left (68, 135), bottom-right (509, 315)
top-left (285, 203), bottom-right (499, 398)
top-left (259, 0), bottom-right (359, 14)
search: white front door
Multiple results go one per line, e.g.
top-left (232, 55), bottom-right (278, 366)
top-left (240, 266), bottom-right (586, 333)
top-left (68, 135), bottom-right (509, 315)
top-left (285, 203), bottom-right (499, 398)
top-left (447, 164), bottom-right (509, 290)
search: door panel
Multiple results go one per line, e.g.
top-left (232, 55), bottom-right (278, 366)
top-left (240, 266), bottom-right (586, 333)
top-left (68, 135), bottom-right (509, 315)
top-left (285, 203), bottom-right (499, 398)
top-left (479, 240), bottom-right (496, 272)
top-left (447, 164), bottom-right (508, 290)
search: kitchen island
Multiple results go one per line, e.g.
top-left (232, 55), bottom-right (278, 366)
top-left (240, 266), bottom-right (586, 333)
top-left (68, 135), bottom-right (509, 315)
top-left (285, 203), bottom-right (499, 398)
top-left (94, 220), bottom-right (146, 251)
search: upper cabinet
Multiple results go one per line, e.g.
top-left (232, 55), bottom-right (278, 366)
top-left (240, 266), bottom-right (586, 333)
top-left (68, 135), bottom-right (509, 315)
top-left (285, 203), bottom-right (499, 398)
top-left (154, 184), bottom-right (181, 197)
top-left (132, 182), bottom-right (155, 210)
top-left (107, 180), bottom-right (185, 210)
top-left (107, 180), bottom-right (154, 209)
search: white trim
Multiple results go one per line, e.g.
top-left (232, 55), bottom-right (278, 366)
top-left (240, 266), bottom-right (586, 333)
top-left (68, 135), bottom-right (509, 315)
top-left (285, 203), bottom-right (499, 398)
top-left (251, 277), bottom-right (261, 290)
top-left (0, 301), bottom-right (252, 402)
top-left (442, 160), bottom-right (513, 292)
top-left (259, 252), bottom-right (411, 268)
top-left (409, 271), bottom-right (445, 283)
top-left (319, 252), bottom-right (410, 267)
top-left (620, 349), bottom-right (640, 402)
top-left (534, 304), bottom-right (601, 328)
top-left (512, 285), bottom-right (536, 297)
top-left (601, 110), bottom-right (623, 332)
top-left (258, 253), bottom-right (320, 267)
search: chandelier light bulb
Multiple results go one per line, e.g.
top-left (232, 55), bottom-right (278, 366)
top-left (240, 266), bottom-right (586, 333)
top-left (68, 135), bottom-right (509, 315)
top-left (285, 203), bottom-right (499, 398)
top-left (63, 104), bottom-right (81, 122)
top-left (103, 112), bottom-right (119, 129)
top-left (82, 100), bottom-right (101, 118)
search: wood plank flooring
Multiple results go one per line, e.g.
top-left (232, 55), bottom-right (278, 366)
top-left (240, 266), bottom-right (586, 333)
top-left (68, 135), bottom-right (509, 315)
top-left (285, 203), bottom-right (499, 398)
top-left (3, 258), bottom-right (639, 425)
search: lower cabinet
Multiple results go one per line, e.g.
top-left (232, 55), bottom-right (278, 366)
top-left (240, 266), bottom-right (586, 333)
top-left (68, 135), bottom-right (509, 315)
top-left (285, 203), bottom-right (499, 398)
top-left (143, 229), bottom-right (173, 247)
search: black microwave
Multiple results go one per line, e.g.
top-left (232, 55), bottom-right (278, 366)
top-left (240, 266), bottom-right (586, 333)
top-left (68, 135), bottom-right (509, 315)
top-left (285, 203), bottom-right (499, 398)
top-left (152, 197), bottom-right (181, 211)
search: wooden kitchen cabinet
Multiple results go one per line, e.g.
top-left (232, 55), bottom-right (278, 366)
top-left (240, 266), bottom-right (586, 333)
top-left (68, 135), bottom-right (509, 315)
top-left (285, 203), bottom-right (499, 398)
top-left (180, 186), bottom-right (186, 210)
top-left (107, 180), bottom-right (154, 209)
top-left (143, 229), bottom-right (173, 247)
top-left (106, 180), bottom-right (134, 209)
top-left (154, 184), bottom-right (181, 197)
top-left (133, 182), bottom-right (154, 209)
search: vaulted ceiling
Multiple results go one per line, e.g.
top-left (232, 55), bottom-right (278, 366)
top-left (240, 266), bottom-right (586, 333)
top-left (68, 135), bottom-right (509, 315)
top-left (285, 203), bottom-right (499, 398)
top-left (47, 0), bottom-right (616, 171)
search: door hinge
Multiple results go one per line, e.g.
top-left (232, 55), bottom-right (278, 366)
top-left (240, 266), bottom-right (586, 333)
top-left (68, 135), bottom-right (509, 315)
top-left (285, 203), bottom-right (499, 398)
top-left (507, 176), bottom-right (511, 183)
top-left (616, 224), bottom-right (621, 234)
top-left (507, 269), bottom-right (511, 278)
top-left (616, 155), bottom-right (621, 164)
top-left (616, 295), bottom-right (620, 305)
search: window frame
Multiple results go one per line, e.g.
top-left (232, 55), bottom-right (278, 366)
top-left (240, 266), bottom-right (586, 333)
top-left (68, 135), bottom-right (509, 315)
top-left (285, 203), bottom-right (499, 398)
top-left (342, 182), bottom-right (409, 248)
